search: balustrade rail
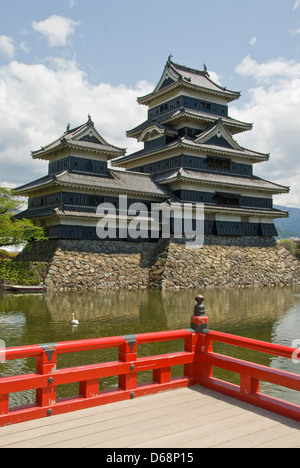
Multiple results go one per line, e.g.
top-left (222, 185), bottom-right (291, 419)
top-left (0, 296), bottom-right (299, 427)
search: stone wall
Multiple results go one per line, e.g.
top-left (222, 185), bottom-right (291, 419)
top-left (154, 237), bottom-right (300, 289)
top-left (17, 239), bottom-right (168, 292)
top-left (15, 237), bottom-right (300, 291)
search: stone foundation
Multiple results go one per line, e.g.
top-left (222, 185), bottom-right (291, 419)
top-left (155, 238), bottom-right (300, 289)
top-left (14, 237), bottom-right (300, 291)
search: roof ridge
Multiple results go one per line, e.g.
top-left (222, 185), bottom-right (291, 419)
top-left (110, 168), bottom-right (152, 178)
top-left (168, 59), bottom-right (209, 78)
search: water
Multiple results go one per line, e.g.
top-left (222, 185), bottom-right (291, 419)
top-left (0, 286), bottom-right (300, 408)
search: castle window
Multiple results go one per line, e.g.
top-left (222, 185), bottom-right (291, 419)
top-left (85, 161), bottom-right (93, 172)
top-left (215, 193), bottom-right (240, 206)
top-left (89, 195), bottom-right (104, 206)
top-left (207, 157), bottom-right (230, 171)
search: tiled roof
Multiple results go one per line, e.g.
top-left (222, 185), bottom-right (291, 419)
top-left (54, 170), bottom-right (169, 197)
top-left (138, 59), bottom-right (240, 104)
top-left (15, 198), bottom-right (288, 222)
top-left (112, 133), bottom-right (269, 167)
top-left (15, 169), bottom-right (170, 198)
top-left (126, 111), bottom-right (252, 140)
top-left (31, 117), bottom-right (126, 160)
top-left (203, 204), bottom-right (288, 219)
top-left (163, 60), bottom-right (240, 98)
top-left (161, 109), bottom-right (252, 135)
top-left (15, 175), bottom-right (55, 192)
top-left (14, 207), bottom-right (56, 220)
top-left (155, 168), bottom-right (290, 194)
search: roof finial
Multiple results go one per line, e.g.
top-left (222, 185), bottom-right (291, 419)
top-left (66, 123), bottom-right (70, 133)
top-left (87, 114), bottom-right (93, 126)
top-left (203, 63), bottom-right (208, 72)
top-left (168, 53), bottom-right (173, 63)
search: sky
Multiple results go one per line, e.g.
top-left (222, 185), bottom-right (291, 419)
top-left (0, 0), bottom-right (300, 207)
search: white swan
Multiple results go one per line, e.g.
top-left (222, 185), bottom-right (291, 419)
top-left (70, 313), bottom-right (79, 326)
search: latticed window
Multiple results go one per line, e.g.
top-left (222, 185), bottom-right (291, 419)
top-left (85, 161), bottom-right (93, 172)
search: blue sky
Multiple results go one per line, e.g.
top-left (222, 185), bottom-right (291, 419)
top-left (1, 0), bottom-right (300, 207)
top-left (2, 0), bottom-right (299, 88)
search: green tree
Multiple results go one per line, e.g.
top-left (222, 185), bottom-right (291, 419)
top-left (0, 186), bottom-right (46, 246)
top-left (278, 239), bottom-right (297, 256)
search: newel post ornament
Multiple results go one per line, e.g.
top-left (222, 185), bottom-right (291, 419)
top-left (190, 295), bottom-right (209, 333)
top-left (189, 295), bottom-right (213, 382)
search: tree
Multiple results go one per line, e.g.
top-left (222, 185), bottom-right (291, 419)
top-left (0, 186), bottom-right (46, 246)
top-left (278, 239), bottom-right (297, 256)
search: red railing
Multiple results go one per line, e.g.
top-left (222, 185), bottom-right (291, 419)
top-left (0, 299), bottom-right (299, 427)
top-left (0, 330), bottom-right (197, 427)
top-left (197, 330), bottom-right (300, 421)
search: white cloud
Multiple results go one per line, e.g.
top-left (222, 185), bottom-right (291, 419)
top-left (232, 56), bottom-right (300, 207)
top-left (290, 27), bottom-right (300, 36)
top-left (32, 15), bottom-right (80, 47)
top-left (235, 55), bottom-right (300, 83)
top-left (0, 58), bottom-right (152, 187)
top-left (0, 35), bottom-right (15, 58)
top-left (0, 182), bottom-right (16, 189)
top-left (20, 41), bottom-right (30, 54)
top-left (249, 37), bottom-right (257, 46)
top-left (293, 0), bottom-right (300, 10)
top-left (208, 70), bottom-right (222, 86)
top-left (0, 79), bottom-right (6, 104)
top-left (2, 51), bottom-right (299, 209)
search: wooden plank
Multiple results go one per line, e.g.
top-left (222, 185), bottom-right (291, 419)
top-left (0, 386), bottom-right (298, 449)
top-left (0, 388), bottom-right (201, 447)
top-left (217, 424), bottom-right (300, 448)
top-left (1, 393), bottom-right (226, 448)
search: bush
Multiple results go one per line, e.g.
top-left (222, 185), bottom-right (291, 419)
top-left (0, 260), bottom-right (47, 286)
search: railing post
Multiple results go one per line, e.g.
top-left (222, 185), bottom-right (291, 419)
top-left (184, 329), bottom-right (198, 382)
top-left (0, 394), bottom-right (9, 416)
top-left (189, 296), bottom-right (213, 383)
top-left (79, 379), bottom-right (100, 399)
top-left (119, 335), bottom-right (137, 392)
top-left (240, 375), bottom-right (260, 396)
top-left (36, 344), bottom-right (57, 409)
top-left (153, 367), bottom-right (171, 384)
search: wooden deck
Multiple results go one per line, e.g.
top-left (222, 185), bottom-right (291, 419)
top-left (0, 386), bottom-right (299, 448)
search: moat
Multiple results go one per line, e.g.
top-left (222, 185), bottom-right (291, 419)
top-left (0, 286), bottom-right (300, 407)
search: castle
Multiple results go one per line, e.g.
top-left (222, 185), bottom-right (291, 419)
top-left (15, 57), bottom-right (289, 242)
top-left (14, 59), bottom-right (299, 291)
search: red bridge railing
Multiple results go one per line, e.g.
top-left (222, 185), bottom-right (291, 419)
top-left (0, 295), bottom-right (299, 427)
